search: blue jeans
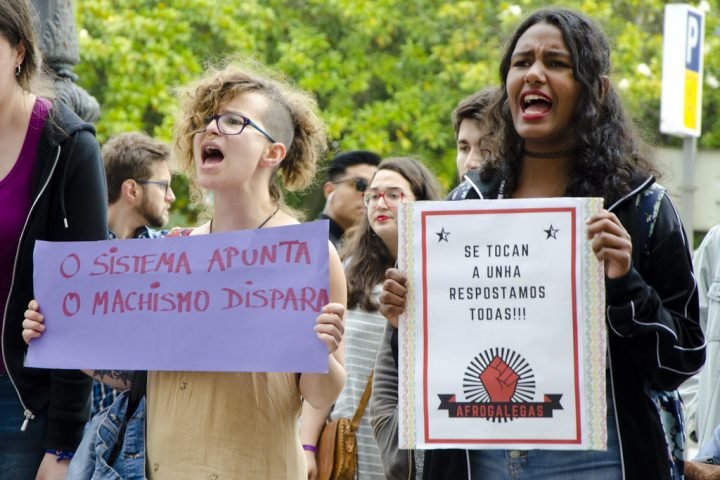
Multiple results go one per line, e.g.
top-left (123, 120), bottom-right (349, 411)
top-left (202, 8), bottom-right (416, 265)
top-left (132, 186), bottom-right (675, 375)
top-left (469, 393), bottom-right (621, 479)
top-left (696, 423), bottom-right (720, 464)
top-left (68, 389), bottom-right (146, 480)
top-left (0, 374), bottom-right (47, 479)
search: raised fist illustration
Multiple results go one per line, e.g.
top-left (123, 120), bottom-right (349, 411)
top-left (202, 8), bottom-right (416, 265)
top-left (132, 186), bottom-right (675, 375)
top-left (480, 356), bottom-right (519, 402)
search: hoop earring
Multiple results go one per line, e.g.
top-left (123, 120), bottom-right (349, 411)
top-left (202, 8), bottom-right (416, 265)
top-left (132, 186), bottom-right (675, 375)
top-left (15, 64), bottom-right (21, 76)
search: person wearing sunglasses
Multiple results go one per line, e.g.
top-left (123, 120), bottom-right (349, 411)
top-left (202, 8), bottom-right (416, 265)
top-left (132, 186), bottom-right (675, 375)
top-left (319, 150), bottom-right (381, 248)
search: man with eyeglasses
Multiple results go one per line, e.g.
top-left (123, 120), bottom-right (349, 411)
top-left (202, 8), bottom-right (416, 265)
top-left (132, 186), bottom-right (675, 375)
top-left (319, 150), bottom-right (381, 248)
top-left (104, 132), bottom-right (175, 240)
top-left (92, 132), bottom-right (174, 415)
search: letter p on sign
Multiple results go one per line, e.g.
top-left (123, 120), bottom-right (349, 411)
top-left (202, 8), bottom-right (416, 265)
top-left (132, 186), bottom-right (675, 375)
top-left (660, 4), bottom-right (704, 138)
top-left (686, 14), bottom-right (700, 69)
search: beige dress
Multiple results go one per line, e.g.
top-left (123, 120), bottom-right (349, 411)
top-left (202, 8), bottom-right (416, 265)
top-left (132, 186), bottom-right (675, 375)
top-left (146, 370), bottom-right (305, 480)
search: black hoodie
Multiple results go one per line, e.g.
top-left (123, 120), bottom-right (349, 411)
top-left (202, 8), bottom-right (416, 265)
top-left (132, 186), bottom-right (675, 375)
top-left (1, 101), bottom-right (108, 451)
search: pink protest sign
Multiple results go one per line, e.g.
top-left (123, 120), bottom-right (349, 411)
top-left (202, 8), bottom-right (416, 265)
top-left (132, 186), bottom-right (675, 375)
top-left (26, 221), bottom-right (330, 372)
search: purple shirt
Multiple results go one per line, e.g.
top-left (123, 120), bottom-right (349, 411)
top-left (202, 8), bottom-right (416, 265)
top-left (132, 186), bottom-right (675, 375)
top-left (0, 97), bottom-right (50, 373)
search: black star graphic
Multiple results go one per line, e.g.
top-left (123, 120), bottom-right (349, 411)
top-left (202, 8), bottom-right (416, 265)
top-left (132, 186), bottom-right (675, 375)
top-left (436, 227), bottom-right (450, 243)
top-left (544, 224), bottom-right (559, 239)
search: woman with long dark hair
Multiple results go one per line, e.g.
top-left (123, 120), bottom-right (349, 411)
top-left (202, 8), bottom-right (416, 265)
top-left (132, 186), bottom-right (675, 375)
top-left (378, 7), bottom-right (705, 479)
top-left (337, 157), bottom-right (442, 479)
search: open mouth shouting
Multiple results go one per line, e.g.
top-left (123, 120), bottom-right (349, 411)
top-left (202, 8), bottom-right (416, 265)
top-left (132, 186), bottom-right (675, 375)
top-left (201, 143), bottom-right (225, 165)
top-left (520, 90), bottom-right (553, 120)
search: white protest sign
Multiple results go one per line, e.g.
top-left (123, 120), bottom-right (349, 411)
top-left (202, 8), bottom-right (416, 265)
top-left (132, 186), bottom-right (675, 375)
top-left (397, 198), bottom-right (607, 450)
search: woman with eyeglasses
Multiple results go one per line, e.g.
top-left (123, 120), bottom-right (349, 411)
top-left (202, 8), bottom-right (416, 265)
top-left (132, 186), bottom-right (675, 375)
top-left (321, 158), bottom-right (442, 480)
top-left (0, 1), bottom-right (107, 478)
top-left (22, 60), bottom-right (346, 479)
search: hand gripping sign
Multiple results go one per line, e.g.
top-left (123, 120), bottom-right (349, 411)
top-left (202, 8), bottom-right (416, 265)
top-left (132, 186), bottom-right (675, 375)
top-left (397, 198), bottom-right (607, 450)
top-left (26, 221), bottom-right (330, 373)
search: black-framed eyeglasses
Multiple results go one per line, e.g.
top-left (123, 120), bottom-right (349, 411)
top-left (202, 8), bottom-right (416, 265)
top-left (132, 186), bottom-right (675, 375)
top-left (136, 180), bottom-right (171, 196)
top-left (331, 177), bottom-right (369, 192)
top-left (363, 189), bottom-right (405, 207)
top-left (200, 113), bottom-right (276, 143)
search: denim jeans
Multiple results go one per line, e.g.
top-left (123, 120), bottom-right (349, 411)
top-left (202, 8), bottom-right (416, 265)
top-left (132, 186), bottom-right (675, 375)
top-left (0, 374), bottom-right (47, 480)
top-left (696, 423), bottom-right (720, 464)
top-left (68, 390), bottom-right (146, 480)
top-left (469, 391), bottom-right (621, 479)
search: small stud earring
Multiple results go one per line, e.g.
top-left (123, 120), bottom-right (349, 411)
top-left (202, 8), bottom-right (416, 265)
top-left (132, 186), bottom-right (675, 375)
top-left (15, 64), bottom-right (21, 76)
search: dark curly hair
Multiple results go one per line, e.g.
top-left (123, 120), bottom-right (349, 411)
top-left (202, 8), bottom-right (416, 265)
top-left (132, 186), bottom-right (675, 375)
top-left (480, 7), bottom-right (658, 205)
top-left (341, 157), bottom-right (444, 311)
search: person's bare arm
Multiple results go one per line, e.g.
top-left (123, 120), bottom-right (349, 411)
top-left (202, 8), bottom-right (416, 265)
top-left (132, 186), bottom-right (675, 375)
top-left (299, 243), bottom-right (347, 409)
top-left (88, 370), bottom-right (133, 390)
top-left (23, 300), bottom-right (134, 390)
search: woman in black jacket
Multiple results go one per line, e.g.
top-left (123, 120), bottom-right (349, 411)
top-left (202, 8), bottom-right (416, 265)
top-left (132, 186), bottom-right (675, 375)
top-left (377, 7), bottom-right (705, 480)
top-left (0, 1), bottom-right (107, 478)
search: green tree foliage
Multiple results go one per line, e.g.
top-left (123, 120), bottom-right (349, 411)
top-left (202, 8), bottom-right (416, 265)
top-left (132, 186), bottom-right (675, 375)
top-left (74, 0), bottom-right (720, 224)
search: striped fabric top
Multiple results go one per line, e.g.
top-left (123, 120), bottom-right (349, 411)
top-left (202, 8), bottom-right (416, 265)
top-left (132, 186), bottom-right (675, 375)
top-left (330, 285), bottom-right (387, 480)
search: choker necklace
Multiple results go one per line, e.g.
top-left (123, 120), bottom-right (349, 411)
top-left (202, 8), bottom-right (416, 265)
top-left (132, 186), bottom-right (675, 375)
top-left (209, 205), bottom-right (280, 233)
top-left (523, 149), bottom-right (575, 159)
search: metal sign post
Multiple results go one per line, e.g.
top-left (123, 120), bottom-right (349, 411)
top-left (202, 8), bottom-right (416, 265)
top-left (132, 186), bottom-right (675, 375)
top-left (660, 4), bottom-right (705, 247)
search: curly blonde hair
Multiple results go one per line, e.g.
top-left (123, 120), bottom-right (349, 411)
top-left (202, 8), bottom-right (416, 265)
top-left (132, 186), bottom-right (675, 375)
top-left (174, 59), bottom-right (327, 209)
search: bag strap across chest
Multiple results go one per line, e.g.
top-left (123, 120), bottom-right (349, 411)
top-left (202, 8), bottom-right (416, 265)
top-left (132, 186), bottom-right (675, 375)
top-left (350, 370), bottom-right (374, 431)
